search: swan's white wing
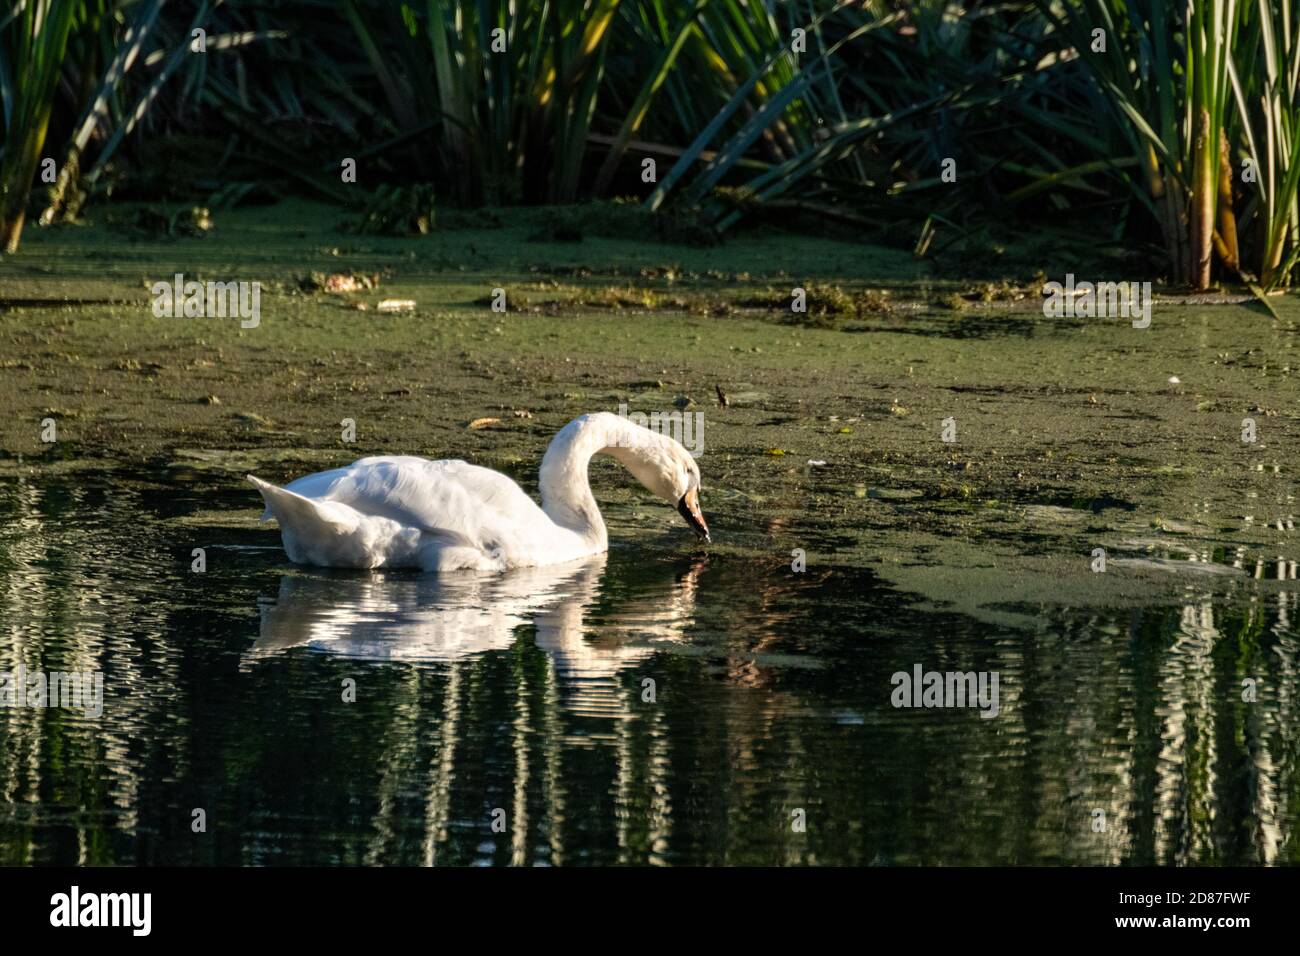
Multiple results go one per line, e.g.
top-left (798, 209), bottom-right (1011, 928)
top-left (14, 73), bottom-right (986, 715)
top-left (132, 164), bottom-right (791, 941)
top-left (300, 456), bottom-right (551, 554)
top-left (280, 466), bottom-right (353, 502)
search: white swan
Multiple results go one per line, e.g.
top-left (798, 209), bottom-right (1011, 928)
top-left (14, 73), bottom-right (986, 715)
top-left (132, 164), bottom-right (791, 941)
top-left (247, 412), bottom-right (710, 571)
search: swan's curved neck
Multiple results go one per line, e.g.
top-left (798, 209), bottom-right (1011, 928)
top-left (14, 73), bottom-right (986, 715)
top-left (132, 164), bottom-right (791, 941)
top-left (538, 414), bottom-right (651, 543)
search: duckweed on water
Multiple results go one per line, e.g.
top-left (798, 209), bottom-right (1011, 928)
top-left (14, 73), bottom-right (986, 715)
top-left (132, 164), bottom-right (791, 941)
top-left (1, 198), bottom-right (1298, 618)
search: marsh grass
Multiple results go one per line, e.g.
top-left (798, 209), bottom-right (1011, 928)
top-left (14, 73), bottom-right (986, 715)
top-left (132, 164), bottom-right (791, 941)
top-left (1035, 0), bottom-right (1300, 290)
top-left (5, 0), bottom-right (1300, 292)
top-left (0, 0), bottom-right (81, 251)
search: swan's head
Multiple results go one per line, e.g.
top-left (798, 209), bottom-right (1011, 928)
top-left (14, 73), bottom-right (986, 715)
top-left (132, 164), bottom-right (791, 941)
top-left (610, 426), bottom-right (710, 542)
top-left (668, 451), bottom-right (710, 543)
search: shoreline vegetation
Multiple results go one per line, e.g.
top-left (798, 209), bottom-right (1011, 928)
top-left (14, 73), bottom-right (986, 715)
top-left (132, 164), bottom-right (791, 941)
top-left (3, 1), bottom-right (1300, 295)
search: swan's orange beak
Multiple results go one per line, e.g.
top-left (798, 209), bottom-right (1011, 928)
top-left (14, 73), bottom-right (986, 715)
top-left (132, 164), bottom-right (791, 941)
top-left (677, 489), bottom-right (710, 542)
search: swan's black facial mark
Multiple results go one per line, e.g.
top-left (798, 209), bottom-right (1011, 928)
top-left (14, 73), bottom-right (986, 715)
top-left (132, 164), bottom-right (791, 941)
top-left (677, 489), bottom-right (710, 542)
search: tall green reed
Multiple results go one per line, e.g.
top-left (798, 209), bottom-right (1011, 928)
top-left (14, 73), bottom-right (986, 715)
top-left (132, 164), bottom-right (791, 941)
top-left (0, 0), bottom-right (81, 252)
top-left (1038, 0), bottom-right (1300, 289)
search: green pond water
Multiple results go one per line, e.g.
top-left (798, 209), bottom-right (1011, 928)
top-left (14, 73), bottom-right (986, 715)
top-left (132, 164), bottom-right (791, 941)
top-left (1, 201), bottom-right (1298, 865)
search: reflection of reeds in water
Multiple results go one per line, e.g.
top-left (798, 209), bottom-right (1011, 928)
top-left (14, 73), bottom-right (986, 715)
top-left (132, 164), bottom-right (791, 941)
top-left (539, 655), bottom-right (566, 867)
top-left (1154, 600), bottom-right (1218, 863)
top-left (0, 480), bottom-right (183, 863)
top-left (251, 555), bottom-right (1300, 866)
top-left (251, 555), bottom-right (705, 864)
top-left (538, 558), bottom-right (700, 865)
top-left (1255, 591), bottom-right (1298, 863)
top-left (1149, 591), bottom-right (1300, 864)
top-left (511, 652), bottom-right (530, 868)
top-left (363, 667), bottom-right (422, 866)
top-left (1, 482), bottom-right (46, 859)
top-left (422, 663), bottom-right (462, 867)
top-left (1002, 585), bottom-right (1300, 866)
top-left (8, 476), bottom-right (1300, 865)
top-left (1035, 612), bottom-right (1127, 865)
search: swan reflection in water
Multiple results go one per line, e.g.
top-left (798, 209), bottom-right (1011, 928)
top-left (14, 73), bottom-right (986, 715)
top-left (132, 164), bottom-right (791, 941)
top-left (246, 554), bottom-right (707, 863)
top-left (247, 553), bottom-right (704, 684)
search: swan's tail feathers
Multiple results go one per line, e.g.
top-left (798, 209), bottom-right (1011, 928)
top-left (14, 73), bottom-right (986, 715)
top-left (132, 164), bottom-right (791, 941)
top-left (247, 474), bottom-right (357, 535)
top-left (248, 474), bottom-right (277, 522)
